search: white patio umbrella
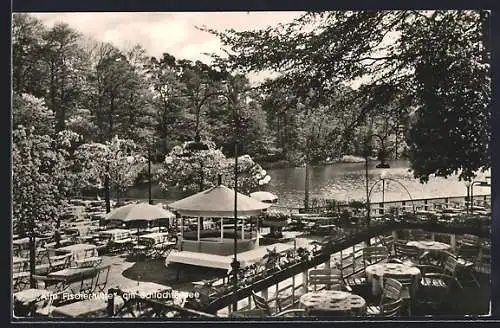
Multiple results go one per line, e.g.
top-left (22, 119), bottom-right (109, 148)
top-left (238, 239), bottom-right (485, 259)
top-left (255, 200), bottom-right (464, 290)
top-left (250, 191), bottom-right (278, 203)
top-left (105, 202), bottom-right (177, 241)
top-left (105, 202), bottom-right (176, 222)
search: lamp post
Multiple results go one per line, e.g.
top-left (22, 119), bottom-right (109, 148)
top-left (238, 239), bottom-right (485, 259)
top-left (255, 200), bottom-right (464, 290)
top-left (228, 84), bottom-right (241, 311)
top-left (364, 133), bottom-right (390, 228)
top-left (184, 77), bottom-right (243, 309)
top-left (470, 177), bottom-right (491, 214)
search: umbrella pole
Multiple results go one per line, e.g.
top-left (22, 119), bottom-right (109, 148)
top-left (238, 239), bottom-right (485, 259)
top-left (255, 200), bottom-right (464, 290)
top-left (256, 217), bottom-right (260, 247)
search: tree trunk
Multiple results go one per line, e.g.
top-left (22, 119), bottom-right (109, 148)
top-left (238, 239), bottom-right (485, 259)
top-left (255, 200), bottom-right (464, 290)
top-left (29, 230), bottom-right (36, 288)
top-left (104, 174), bottom-right (111, 213)
top-left (304, 152), bottom-right (310, 211)
top-left (199, 162), bottom-right (204, 230)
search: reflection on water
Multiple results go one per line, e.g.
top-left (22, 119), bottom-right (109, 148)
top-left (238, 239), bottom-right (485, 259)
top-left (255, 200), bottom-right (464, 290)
top-left (123, 160), bottom-right (491, 207)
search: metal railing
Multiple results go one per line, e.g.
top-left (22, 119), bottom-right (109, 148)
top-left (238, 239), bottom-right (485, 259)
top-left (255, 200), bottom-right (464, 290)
top-left (223, 233), bottom-right (393, 316)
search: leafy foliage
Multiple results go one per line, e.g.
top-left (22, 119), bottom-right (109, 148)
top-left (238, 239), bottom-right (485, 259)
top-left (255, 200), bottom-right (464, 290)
top-left (156, 139), bottom-right (271, 195)
top-left (206, 10), bottom-right (491, 180)
top-left (12, 126), bottom-right (81, 235)
top-left (74, 136), bottom-right (147, 195)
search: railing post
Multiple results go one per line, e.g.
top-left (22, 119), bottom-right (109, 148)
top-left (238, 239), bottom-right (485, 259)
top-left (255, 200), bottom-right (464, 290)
top-left (391, 231), bottom-right (398, 254)
top-left (261, 288), bottom-right (268, 300)
top-left (450, 234), bottom-right (456, 251)
top-left (292, 274), bottom-right (295, 305)
top-left (302, 270), bottom-right (308, 294)
top-left (275, 283), bottom-right (279, 312)
top-left (324, 255), bottom-right (331, 270)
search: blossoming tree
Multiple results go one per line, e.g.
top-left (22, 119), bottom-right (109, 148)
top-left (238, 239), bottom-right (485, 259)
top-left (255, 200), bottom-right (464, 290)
top-left (156, 139), bottom-right (271, 195)
top-left (74, 136), bottom-right (147, 212)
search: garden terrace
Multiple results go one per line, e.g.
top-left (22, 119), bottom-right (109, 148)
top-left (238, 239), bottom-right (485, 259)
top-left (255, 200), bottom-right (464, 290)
top-left (201, 217), bottom-right (490, 316)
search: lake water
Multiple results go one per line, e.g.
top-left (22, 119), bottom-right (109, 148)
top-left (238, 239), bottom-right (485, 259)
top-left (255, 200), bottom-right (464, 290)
top-left (123, 160), bottom-right (491, 208)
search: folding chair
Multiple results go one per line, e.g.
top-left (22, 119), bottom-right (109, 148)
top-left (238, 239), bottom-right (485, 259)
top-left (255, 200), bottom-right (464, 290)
top-left (444, 251), bottom-right (480, 288)
top-left (93, 265), bottom-right (111, 293)
top-left (385, 273), bottom-right (417, 315)
top-left (394, 241), bottom-right (422, 264)
top-left (241, 290), bottom-right (307, 318)
top-left (414, 264), bottom-right (454, 312)
top-left (308, 269), bottom-right (347, 292)
top-left (363, 246), bottom-right (389, 269)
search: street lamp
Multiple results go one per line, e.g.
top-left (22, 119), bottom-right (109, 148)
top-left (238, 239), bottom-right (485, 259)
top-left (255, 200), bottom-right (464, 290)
top-left (470, 177), bottom-right (491, 214)
top-left (364, 133), bottom-right (390, 228)
top-left (368, 177), bottom-right (415, 215)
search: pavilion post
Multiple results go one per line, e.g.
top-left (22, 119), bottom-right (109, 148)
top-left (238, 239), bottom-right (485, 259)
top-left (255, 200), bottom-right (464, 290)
top-left (197, 217), bottom-right (201, 242)
top-left (220, 218), bottom-right (224, 242)
top-left (241, 218), bottom-right (245, 240)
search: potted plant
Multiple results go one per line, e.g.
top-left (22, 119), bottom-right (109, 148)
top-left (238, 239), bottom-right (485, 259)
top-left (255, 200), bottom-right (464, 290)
top-left (262, 247), bottom-right (282, 273)
top-left (296, 247), bottom-right (311, 262)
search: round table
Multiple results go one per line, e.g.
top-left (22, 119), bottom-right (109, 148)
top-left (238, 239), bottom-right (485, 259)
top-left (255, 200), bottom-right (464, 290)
top-left (365, 263), bottom-right (421, 296)
top-left (299, 290), bottom-right (366, 317)
top-left (13, 288), bottom-right (52, 317)
top-left (406, 240), bottom-right (451, 252)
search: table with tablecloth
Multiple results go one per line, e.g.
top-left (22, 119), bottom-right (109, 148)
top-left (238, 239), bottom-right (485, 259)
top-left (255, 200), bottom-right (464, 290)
top-left (50, 282), bottom-right (175, 318)
top-left (407, 240), bottom-right (451, 253)
top-left (13, 288), bottom-right (53, 317)
top-left (407, 240), bottom-right (451, 264)
top-left (365, 263), bottom-right (421, 296)
top-left (299, 290), bottom-right (366, 317)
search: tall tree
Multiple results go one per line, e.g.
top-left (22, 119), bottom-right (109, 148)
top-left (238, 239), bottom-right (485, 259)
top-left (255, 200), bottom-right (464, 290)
top-left (12, 13), bottom-right (47, 98)
top-left (41, 23), bottom-right (86, 132)
top-left (205, 10), bottom-right (491, 181)
top-left (401, 11), bottom-right (490, 182)
top-left (146, 53), bottom-right (188, 155)
top-left (12, 125), bottom-right (81, 286)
